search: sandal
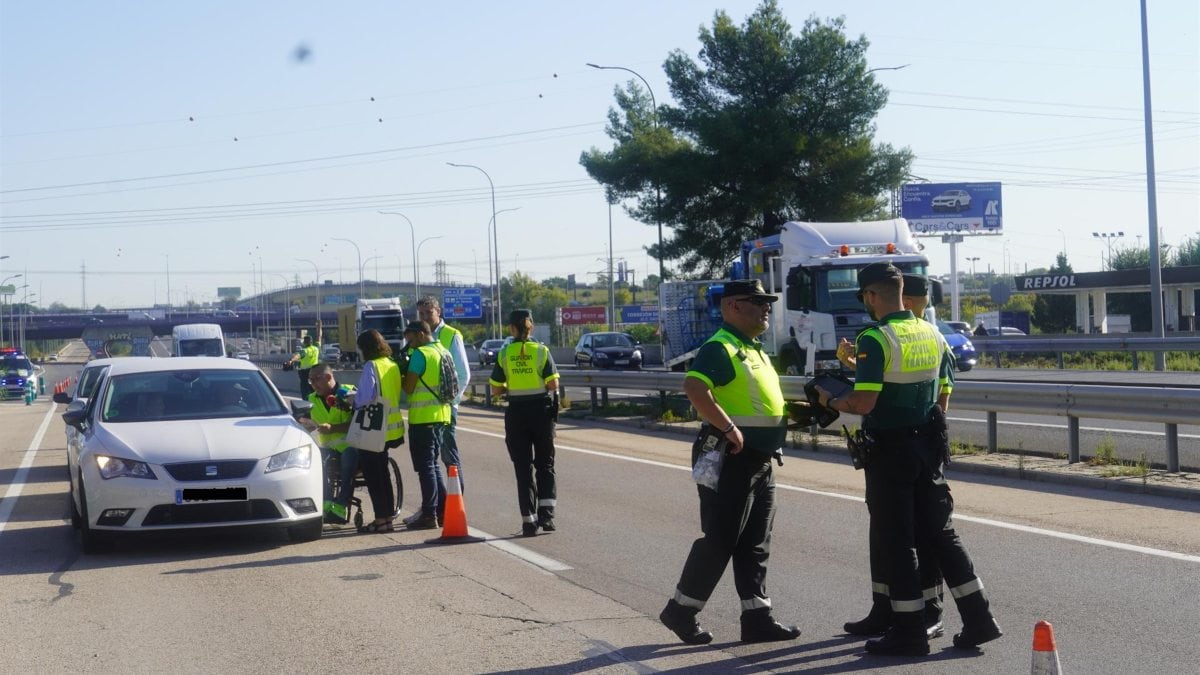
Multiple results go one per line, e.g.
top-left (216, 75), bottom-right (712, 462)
top-left (358, 520), bottom-right (394, 534)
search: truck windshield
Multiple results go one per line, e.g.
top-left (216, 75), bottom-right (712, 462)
top-left (811, 263), bottom-right (929, 313)
top-left (178, 339), bottom-right (224, 357)
top-left (361, 315), bottom-right (404, 337)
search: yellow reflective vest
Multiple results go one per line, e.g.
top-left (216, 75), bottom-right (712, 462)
top-left (370, 356), bottom-right (406, 442)
top-left (407, 343), bottom-right (452, 425)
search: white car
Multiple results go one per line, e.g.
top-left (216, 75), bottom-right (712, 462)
top-left (931, 189), bottom-right (972, 212)
top-left (61, 357), bottom-right (323, 552)
top-left (233, 351), bottom-right (251, 360)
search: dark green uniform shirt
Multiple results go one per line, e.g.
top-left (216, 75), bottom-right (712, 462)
top-left (854, 310), bottom-right (955, 430)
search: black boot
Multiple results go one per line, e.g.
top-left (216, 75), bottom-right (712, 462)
top-left (659, 599), bottom-right (713, 645)
top-left (953, 618), bottom-right (1003, 649)
top-left (843, 600), bottom-right (892, 636)
top-left (740, 608), bottom-right (801, 643)
top-left (865, 626), bottom-right (930, 657)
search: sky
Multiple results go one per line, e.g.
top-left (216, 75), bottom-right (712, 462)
top-left (1, 0), bottom-right (1197, 310)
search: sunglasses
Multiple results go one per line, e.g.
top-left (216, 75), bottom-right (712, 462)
top-left (855, 289), bottom-right (876, 303)
top-left (735, 296), bottom-right (773, 307)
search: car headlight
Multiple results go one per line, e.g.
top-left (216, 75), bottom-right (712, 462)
top-left (815, 358), bottom-right (842, 372)
top-left (95, 455), bottom-right (157, 480)
top-left (266, 444), bottom-right (313, 473)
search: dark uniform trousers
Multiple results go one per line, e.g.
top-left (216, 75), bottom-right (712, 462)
top-left (866, 425), bottom-right (991, 629)
top-left (675, 446), bottom-right (775, 611)
top-left (866, 464), bottom-right (944, 619)
top-left (504, 397), bottom-right (556, 521)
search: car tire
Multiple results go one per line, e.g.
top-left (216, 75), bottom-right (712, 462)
top-left (288, 518), bottom-right (323, 543)
top-left (958, 362), bottom-right (974, 372)
top-left (77, 477), bottom-right (112, 554)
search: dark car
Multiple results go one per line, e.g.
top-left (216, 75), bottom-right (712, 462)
top-left (477, 339), bottom-right (507, 367)
top-left (574, 332), bottom-right (643, 370)
top-left (937, 322), bottom-right (977, 372)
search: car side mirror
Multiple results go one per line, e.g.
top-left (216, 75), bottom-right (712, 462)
top-left (290, 399), bottom-right (314, 420)
top-left (53, 391), bottom-right (72, 404)
top-left (62, 408), bottom-right (87, 430)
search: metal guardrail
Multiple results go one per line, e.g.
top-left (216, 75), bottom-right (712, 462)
top-left (543, 370), bottom-right (1197, 473)
top-left (970, 336), bottom-right (1200, 370)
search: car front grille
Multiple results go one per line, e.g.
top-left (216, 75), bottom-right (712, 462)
top-left (163, 460), bottom-right (257, 482)
top-left (141, 500), bottom-right (281, 526)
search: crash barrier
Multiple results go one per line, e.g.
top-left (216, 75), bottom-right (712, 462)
top-left (537, 370), bottom-right (1199, 474)
top-left (971, 335), bottom-right (1200, 370)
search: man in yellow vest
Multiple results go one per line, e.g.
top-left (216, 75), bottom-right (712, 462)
top-left (401, 320), bottom-right (452, 530)
top-left (288, 335), bottom-right (321, 399)
top-left (659, 279), bottom-right (801, 646)
top-left (297, 364), bottom-right (356, 524)
top-left (416, 295), bottom-right (470, 495)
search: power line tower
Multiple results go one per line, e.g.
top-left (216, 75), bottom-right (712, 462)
top-left (434, 260), bottom-right (448, 286)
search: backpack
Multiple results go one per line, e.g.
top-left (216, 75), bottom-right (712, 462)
top-left (418, 344), bottom-right (460, 405)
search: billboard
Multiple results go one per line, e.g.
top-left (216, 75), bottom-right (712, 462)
top-left (901, 182), bottom-right (1002, 236)
top-left (616, 305), bottom-right (659, 323)
top-left (559, 306), bottom-right (608, 325)
top-left (217, 287), bottom-right (242, 298)
top-left (442, 287), bottom-right (482, 319)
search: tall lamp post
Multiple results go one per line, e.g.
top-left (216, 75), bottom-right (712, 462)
top-left (1092, 231), bottom-right (1124, 270)
top-left (966, 256), bottom-right (980, 281)
top-left (332, 237), bottom-right (363, 301)
top-left (485, 206), bottom-right (522, 335)
top-left (447, 162), bottom-right (501, 335)
top-left (587, 62), bottom-right (665, 282)
top-left (295, 258), bottom-right (322, 343)
top-left (378, 211), bottom-right (416, 303)
top-left (165, 254), bottom-right (171, 310)
top-left (0, 273), bottom-right (22, 346)
top-left (416, 236), bottom-right (444, 302)
top-left (269, 273), bottom-right (292, 347)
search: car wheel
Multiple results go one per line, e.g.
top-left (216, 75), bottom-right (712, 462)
top-left (288, 518), bottom-right (323, 542)
top-left (68, 475), bottom-right (82, 530)
top-left (958, 362), bottom-right (974, 372)
top-left (77, 476), bottom-right (112, 554)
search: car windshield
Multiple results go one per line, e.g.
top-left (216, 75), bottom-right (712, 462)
top-left (482, 340), bottom-right (505, 349)
top-left (2, 356), bottom-right (33, 376)
top-left (100, 369), bottom-right (286, 422)
top-left (936, 322), bottom-right (954, 335)
top-left (593, 334), bottom-right (633, 348)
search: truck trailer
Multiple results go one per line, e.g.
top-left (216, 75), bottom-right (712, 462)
top-left (337, 298), bottom-right (406, 361)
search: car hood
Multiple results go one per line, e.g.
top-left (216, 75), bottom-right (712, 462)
top-left (95, 416), bottom-right (309, 464)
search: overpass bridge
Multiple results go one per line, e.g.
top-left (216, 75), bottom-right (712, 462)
top-left (15, 310), bottom-right (336, 342)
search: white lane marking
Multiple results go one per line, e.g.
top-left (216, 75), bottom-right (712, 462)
top-left (0, 403), bottom-right (58, 535)
top-left (467, 527), bottom-right (573, 572)
top-left (948, 415), bottom-right (1200, 440)
top-left (460, 425), bottom-right (1200, 565)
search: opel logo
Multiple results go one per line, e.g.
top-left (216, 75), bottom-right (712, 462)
top-left (205, 465), bottom-right (218, 477)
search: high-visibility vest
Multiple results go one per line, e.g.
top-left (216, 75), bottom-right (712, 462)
top-left (298, 344), bottom-right (320, 369)
top-left (860, 315), bottom-right (945, 418)
top-left (496, 340), bottom-right (553, 399)
top-left (370, 356), bottom-right (406, 442)
top-left (407, 343), bottom-right (452, 425)
top-left (704, 328), bottom-right (786, 431)
top-left (435, 322), bottom-right (461, 352)
top-left (307, 388), bottom-right (354, 452)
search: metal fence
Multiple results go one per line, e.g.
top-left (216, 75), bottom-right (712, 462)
top-left (970, 335), bottom-right (1200, 370)
top-left (530, 370), bottom-right (1199, 473)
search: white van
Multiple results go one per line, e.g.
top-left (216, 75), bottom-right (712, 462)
top-left (172, 323), bottom-right (226, 357)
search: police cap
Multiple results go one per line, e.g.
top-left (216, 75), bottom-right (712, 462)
top-left (722, 279), bottom-right (778, 302)
top-left (901, 273), bottom-right (929, 297)
top-left (857, 262), bottom-right (903, 291)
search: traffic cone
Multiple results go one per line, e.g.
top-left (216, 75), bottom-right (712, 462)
top-left (1030, 620), bottom-right (1062, 675)
top-left (425, 465), bottom-right (485, 545)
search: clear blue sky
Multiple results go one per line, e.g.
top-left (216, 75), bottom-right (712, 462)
top-left (2, 1), bottom-right (1196, 309)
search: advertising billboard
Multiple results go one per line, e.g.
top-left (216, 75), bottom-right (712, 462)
top-left (442, 287), bottom-right (483, 319)
top-left (217, 287), bottom-right (242, 298)
top-left (901, 182), bottom-right (1002, 236)
top-left (559, 306), bottom-right (608, 325)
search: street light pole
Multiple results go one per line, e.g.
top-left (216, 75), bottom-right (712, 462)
top-left (1092, 232), bottom-right (1125, 270)
top-left (416, 236), bottom-right (444, 301)
top-left (587, 62), bottom-right (665, 282)
top-left (608, 198), bottom-right (615, 331)
top-left (966, 256), bottom-right (980, 280)
top-left (0, 273), bottom-right (22, 347)
top-left (269, 273), bottom-right (291, 348)
top-left (332, 237), bottom-right (363, 301)
top-left (296, 258), bottom-right (321, 343)
top-left (378, 211), bottom-right (416, 303)
top-left (447, 162), bottom-right (501, 335)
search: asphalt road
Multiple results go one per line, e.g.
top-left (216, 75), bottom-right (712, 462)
top-left (3, 396), bottom-right (1198, 673)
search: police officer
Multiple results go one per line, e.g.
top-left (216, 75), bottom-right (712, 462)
top-left (489, 309), bottom-right (559, 537)
top-left (816, 263), bottom-right (1002, 656)
top-left (288, 335), bottom-right (321, 399)
top-left (838, 273), bottom-right (946, 639)
top-left (659, 279), bottom-right (801, 646)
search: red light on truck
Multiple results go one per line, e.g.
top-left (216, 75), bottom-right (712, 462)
top-left (886, 243), bottom-right (897, 254)
top-left (839, 245), bottom-right (850, 257)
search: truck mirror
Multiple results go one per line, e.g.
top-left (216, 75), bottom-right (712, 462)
top-left (930, 279), bottom-right (944, 306)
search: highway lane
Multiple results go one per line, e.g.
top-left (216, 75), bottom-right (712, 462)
top-left (3, 398), bottom-right (1197, 673)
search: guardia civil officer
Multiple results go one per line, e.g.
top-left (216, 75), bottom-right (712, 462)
top-left (489, 309), bottom-right (560, 537)
top-left (659, 279), bottom-right (801, 646)
top-left (838, 273), bottom-right (946, 639)
top-left (288, 335), bottom-right (321, 399)
top-left (816, 263), bottom-right (1002, 656)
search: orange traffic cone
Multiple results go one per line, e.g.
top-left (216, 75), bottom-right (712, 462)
top-left (425, 465), bottom-right (485, 545)
top-left (1030, 620), bottom-right (1062, 675)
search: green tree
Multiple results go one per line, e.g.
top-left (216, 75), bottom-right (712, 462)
top-left (1033, 253), bottom-right (1077, 333)
top-left (613, 287), bottom-right (633, 306)
top-left (1172, 236), bottom-right (1200, 267)
top-left (581, 1), bottom-right (912, 277)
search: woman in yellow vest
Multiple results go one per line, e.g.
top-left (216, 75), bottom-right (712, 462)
top-left (489, 309), bottom-right (560, 537)
top-left (349, 329), bottom-right (406, 533)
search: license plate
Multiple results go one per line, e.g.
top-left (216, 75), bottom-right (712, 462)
top-left (614, 359), bottom-right (629, 365)
top-left (175, 487), bottom-right (248, 504)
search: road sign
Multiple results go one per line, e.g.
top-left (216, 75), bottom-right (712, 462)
top-left (442, 287), bottom-right (483, 319)
top-left (902, 182), bottom-right (1003, 236)
top-left (616, 305), bottom-right (659, 323)
top-left (0, 285), bottom-right (15, 295)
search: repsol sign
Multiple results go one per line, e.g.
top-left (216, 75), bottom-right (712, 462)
top-left (1019, 275), bottom-right (1077, 290)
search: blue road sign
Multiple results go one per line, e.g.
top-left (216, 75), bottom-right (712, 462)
top-left (442, 287), bottom-right (483, 319)
top-left (902, 182), bottom-right (1003, 236)
top-left (617, 305), bottom-right (659, 324)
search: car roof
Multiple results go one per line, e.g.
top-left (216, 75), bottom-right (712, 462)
top-left (100, 356), bottom-right (260, 376)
